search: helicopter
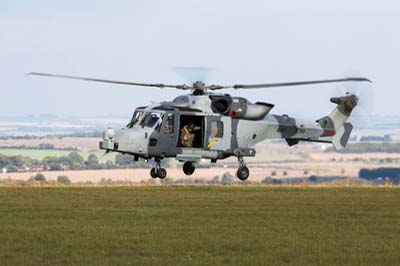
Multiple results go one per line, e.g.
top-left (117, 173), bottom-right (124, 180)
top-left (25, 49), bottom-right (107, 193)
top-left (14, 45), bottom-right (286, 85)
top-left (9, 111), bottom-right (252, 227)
top-left (29, 72), bottom-right (371, 180)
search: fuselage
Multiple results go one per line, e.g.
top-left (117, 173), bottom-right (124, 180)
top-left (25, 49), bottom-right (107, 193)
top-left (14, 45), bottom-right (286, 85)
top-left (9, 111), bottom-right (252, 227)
top-left (100, 93), bottom-right (324, 161)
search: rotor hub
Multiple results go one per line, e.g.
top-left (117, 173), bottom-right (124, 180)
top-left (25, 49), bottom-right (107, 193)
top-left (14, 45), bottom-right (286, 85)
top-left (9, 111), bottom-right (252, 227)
top-left (193, 81), bottom-right (206, 90)
top-left (192, 81), bottom-right (207, 95)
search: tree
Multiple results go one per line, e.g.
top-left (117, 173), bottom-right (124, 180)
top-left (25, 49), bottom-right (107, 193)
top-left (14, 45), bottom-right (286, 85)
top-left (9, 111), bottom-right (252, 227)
top-left (7, 155), bottom-right (27, 167)
top-left (211, 175), bottom-right (221, 184)
top-left (99, 178), bottom-right (113, 185)
top-left (49, 163), bottom-right (62, 171)
top-left (222, 172), bottom-right (234, 185)
top-left (309, 176), bottom-right (318, 182)
top-left (33, 173), bottom-right (46, 182)
top-left (261, 177), bottom-right (272, 184)
top-left (105, 160), bottom-right (114, 169)
top-left (68, 152), bottom-right (85, 170)
top-left (115, 154), bottom-right (134, 167)
top-left (57, 176), bottom-right (71, 185)
top-left (86, 154), bottom-right (101, 169)
top-left (5, 164), bottom-right (18, 173)
top-left (39, 143), bottom-right (55, 149)
top-left (271, 178), bottom-right (282, 185)
top-left (0, 155), bottom-right (10, 168)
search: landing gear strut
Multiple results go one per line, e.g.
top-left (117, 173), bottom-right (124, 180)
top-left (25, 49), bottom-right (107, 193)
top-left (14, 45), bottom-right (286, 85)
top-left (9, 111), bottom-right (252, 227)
top-left (236, 156), bottom-right (249, 181)
top-left (183, 161), bottom-right (196, 175)
top-left (150, 159), bottom-right (167, 179)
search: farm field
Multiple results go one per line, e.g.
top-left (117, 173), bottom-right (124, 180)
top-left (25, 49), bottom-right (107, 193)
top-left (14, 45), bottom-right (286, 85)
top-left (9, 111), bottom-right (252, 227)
top-left (1, 159), bottom-right (399, 183)
top-left (0, 187), bottom-right (399, 266)
top-left (1, 138), bottom-right (400, 183)
top-left (0, 148), bottom-right (115, 163)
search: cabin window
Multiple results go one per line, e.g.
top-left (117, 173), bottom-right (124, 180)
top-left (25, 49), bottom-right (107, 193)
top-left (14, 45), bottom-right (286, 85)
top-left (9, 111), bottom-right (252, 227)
top-left (211, 121), bottom-right (223, 138)
top-left (164, 114), bottom-right (174, 134)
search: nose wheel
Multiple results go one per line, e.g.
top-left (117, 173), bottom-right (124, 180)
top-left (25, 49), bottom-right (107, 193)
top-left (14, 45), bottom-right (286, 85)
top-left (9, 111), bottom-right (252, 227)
top-left (236, 156), bottom-right (250, 181)
top-left (183, 161), bottom-right (196, 175)
top-left (150, 160), bottom-right (167, 179)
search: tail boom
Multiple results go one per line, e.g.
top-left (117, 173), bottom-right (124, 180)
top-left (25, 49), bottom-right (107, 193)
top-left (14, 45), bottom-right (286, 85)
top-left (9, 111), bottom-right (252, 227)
top-left (317, 94), bottom-right (358, 150)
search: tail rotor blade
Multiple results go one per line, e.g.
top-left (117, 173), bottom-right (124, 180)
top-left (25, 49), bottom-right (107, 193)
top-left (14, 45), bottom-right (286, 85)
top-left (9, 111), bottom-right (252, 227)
top-left (331, 77), bottom-right (374, 129)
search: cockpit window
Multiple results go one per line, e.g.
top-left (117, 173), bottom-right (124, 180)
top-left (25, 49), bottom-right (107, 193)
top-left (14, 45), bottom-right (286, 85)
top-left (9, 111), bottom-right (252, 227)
top-left (127, 111), bottom-right (144, 128)
top-left (142, 112), bottom-right (163, 128)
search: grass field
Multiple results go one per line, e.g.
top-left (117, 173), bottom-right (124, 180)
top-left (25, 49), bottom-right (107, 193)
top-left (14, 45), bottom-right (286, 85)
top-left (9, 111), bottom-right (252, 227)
top-left (0, 187), bottom-right (399, 266)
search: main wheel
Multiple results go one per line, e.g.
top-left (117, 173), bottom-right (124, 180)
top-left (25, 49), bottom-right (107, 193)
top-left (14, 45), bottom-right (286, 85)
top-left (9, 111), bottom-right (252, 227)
top-left (158, 168), bottom-right (167, 179)
top-left (237, 166), bottom-right (250, 181)
top-left (150, 168), bottom-right (158, 178)
top-left (183, 161), bottom-right (195, 175)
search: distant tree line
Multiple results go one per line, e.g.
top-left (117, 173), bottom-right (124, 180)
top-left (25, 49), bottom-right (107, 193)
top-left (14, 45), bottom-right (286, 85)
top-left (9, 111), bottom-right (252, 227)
top-left (0, 131), bottom-right (103, 140)
top-left (0, 143), bottom-right (78, 151)
top-left (359, 135), bottom-right (392, 142)
top-left (359, 168), bottom-right (400, 184)
top-left (326, 142), bottom-right (400, 153)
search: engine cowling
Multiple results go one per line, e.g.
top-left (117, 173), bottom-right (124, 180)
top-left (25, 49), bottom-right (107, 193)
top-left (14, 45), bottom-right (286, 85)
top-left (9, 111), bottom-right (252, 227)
top-left (210, 95), bottom-right (274, 120)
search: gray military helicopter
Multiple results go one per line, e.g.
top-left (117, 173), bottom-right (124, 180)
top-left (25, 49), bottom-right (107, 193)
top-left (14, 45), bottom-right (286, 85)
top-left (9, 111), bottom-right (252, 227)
top-left (29, 72), bottom-right (371, 180)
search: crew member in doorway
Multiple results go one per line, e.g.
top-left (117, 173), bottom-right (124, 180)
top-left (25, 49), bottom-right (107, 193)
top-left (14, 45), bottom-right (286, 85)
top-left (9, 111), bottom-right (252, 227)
top-left (180, 123), bottom-right (196, 147)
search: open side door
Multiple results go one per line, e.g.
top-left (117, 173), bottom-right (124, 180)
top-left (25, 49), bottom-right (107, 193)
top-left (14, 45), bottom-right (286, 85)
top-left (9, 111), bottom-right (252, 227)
top-left (205, 116), bottom-right (231, 151)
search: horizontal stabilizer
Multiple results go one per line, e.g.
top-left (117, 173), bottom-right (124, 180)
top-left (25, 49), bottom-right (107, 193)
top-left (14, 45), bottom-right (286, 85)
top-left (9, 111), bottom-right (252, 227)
top-left (286, 138), bottom-right (332, 146)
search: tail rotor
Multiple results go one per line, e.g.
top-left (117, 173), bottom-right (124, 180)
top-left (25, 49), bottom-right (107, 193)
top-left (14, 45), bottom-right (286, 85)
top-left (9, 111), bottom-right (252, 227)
top-left (331, 76), bottom-right (374, 129)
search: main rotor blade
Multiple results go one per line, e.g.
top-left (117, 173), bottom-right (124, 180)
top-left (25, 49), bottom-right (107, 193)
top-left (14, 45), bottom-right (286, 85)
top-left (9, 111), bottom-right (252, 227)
top-left (28, 72), bottom-right (191, 90)
top-left (172, 66), bottom-right (212, 84)
top-left (229, 77), bottom-right (372, 89)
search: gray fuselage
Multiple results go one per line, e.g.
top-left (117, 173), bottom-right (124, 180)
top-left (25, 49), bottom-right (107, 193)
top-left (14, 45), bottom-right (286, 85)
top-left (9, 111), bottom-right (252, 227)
top-left (100, 93), bottom-right (325, 162)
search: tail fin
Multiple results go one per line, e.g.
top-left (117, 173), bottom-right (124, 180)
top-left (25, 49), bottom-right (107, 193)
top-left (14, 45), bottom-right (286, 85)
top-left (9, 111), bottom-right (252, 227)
top-left (332, 122), bottom-right (353, 150)
top-left (317, 94), bottom-right (358, 150)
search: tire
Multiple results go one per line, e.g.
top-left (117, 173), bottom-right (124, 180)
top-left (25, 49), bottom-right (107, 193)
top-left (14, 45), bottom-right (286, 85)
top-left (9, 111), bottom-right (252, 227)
top-left (183, 161), bottom-right (195, 175)
top-left (237, 166), bottom-right (250, 181)
top-left (150, 168), bottom-right (158, 178)
top-left (158, 168), bottom-right (167, 179)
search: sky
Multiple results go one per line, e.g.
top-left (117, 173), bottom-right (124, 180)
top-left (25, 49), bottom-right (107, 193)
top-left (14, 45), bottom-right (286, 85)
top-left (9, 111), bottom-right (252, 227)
top-left (0, 0), bottom-right (399, 118)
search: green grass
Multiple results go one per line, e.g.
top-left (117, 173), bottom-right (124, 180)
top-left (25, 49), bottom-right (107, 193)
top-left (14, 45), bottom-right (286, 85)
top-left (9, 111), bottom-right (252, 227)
top-left (0, 148), bottom-right (115, 163)
top-left (0, 187), bottom-right (399, 266)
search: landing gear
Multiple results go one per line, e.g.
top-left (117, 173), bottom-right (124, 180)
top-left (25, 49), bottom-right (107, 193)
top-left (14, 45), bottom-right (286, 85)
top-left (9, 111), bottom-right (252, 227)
top-left (237, 166), bottom-right (250, 181)
top-left (150, 159), bottom-right (167, 179)
top-left (150, 168), bottom-right (158, 178)
top-left (183, 161), bottom-right (196, 175)
top-left (158, 168), bottom-right (167, 179)
top-left (236, 156), bottom-right (250, 181)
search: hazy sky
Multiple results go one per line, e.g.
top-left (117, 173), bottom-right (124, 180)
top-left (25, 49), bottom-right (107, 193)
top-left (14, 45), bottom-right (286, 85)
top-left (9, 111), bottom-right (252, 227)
top-left (1, 0), bottom-right (399, 118)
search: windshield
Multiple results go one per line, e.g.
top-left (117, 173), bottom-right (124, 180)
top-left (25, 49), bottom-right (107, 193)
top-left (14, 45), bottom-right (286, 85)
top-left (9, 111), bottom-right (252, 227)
top-left (127, 110), bottom-right (144, 128)
top-left (141, 112), bottom-right (163, 128)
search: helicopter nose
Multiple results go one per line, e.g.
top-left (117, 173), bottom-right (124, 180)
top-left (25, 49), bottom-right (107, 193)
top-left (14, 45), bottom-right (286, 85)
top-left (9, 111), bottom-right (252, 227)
top-left (100, 128), bottom-right (120, 151)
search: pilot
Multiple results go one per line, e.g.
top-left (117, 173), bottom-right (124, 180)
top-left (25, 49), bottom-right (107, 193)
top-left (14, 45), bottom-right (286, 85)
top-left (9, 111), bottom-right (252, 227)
top-left (180, 123), bottom-right (196, 147)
